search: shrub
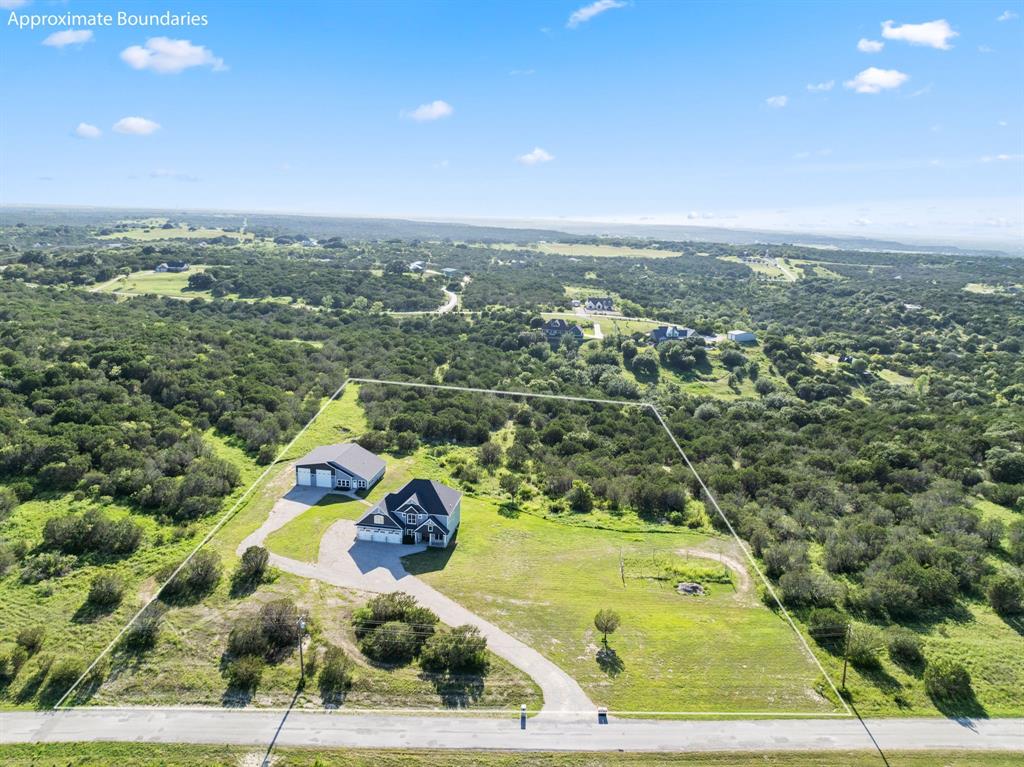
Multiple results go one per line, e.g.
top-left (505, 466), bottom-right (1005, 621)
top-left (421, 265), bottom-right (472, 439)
top-left (122, 602), bottom-right (167, 651)
top-left (20, 552), bottom-right (77, 584)
top-left (226, 655), bottom-right (264, 691)
top-left (42, 657), bottom-right (85, 702)
top-left (924, 657), bottom-right (972, 701)
top-left (42, 510), bottom-right (142, 558)
top-left (235, 546), bottom-right (269, 585)
top-left (161, 550), bottom-right (221, 601)
top-left (87, 573), bottom-right (125, 607)
top-left (846, 626), bottom-right (884, 669)
top-left (318, 645), bottom-right (353, 696)
top-left (419, 625), bottom-right (488, 673)
top-left (259, 599), bottom-right (301, 652)
top-left (886, 627), bottom-right (924, 665)
top-left (16, 625), bottom-right (46, 655)
top-left (0, 486), bottom-right (18, 520)
top-left (227, 616), bottom-right (269, 659)
top-left (987, 573), bottom-right (1024, 615)
top-left (779, 569), bottom-right (843, 608)
top-left (806, 608), bottom-right (849, 645)
top-left (359, 620), bottom-right (418, 663)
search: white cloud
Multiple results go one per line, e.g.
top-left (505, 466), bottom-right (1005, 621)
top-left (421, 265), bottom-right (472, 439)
top-left (857, 38), bottom-right (884, 53)
top-left (978, 45), bottom-right (994, 54)
top-left (980, 154), bottom-right (1023, 163)
top-left (121, 37), bottom-right (225, 74)
top-left (567, 0), bottom-right (625, 29)
top-left (844, 67), bottom-right (909, 94)
top-left (74, 122), bottom-right (101, 139)
top-left (403, 100), bottom-right (454, 122)
top-left (881, 19), bottom-right (958, 50)
top-left (0, 0), bottom-right (29, 8)
top-left (997, 10), bottom-right (1018, 22)
top-left (997, 120), bottom-right (1008, 127)
top-left (518, 147), bottom-right (554, 165)
top-left (852, 217), bottom-right (872, 227)
top-left (43, 30), bottom-right (93, 48)
top-left (113, 116), bottom-right (160, 135)
top-left (806, 80), bottom-right (834, 92)
top-left (765, 95), bottom-right (788, 108)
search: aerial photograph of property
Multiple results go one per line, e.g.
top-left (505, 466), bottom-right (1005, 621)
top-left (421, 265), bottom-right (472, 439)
top-left (0, 1), bottom-right (1022, 765)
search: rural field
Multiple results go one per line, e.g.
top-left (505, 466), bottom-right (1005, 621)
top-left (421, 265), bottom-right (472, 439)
top-left (2, 743), bottom-right (1021, 767)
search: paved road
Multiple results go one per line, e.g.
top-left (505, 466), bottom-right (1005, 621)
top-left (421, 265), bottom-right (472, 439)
top-left (3, 709), bottom-right (1022, 753)
top-left (243, 494), bottom-right (594, 716)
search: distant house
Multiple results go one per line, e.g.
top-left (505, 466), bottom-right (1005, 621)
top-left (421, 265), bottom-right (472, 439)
top-left (355, 479), bottom-right (462, 548)
top-left (543, 318), bottom-right (584, 340)
top-left (409, 260), bottom-right (426, 272)
top-left (155, 260), bottom-right (190, 273)
top-left (650, 325), bottom-right (697, 345)
top-left (584, 297), bottom-right (614, 313)
top-left (727, 329), bottom-right (757, 344)
top-left (294, 442), bottom-right (386, 492)
top-left (441, 267), bottom-right (459, 276)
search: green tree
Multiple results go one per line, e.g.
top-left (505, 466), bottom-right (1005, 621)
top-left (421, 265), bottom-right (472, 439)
top-left (594, 608), bottom-right (620, 646)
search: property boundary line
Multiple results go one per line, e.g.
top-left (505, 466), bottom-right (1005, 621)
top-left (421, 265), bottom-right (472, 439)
top-left (58, 375), bottom-right (852, 722)
top-left (52, 380), bottom-right (352, 708)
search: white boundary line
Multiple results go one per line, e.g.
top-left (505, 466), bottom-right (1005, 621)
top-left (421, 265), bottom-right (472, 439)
top-left (58, 376), bottom-right (851, 720)
top-left (53, 380), bottom-right (352, 709)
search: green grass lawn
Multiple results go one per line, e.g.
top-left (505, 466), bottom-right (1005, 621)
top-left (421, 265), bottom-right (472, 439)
top-left (96, 268), bottom-right (208, 297)
top-left (404, 496), bottom-right (835, 715)
top-left (3, 744), bottom-right (1020, 767)
top-left (264, 496), bottom-right (367, 561)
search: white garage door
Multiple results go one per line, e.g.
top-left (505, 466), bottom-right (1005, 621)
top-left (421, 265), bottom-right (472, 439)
top-left (315, 470), bottom-right (333, 488)
top-left (372, 531), bottom-right (386, 543)
top-left (356, 528), bottom-right (372, 541)
top-left (296, 468), bottom-right (312, 486)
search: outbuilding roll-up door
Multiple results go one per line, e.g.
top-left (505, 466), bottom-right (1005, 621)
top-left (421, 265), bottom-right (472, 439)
top-left (315, 470), bottom-right (333, 488)
top-left (296, 468), bottom-right (312, 486)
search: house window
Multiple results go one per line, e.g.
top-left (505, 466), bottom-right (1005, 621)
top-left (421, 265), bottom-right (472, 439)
top-left (407, 513), bottom-right (416, 524)
top-left (373, 514), bottom-right (384, 525)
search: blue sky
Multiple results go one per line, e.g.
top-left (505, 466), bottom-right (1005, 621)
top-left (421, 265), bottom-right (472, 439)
top-left (1, 0), bottom-right (1022, 245)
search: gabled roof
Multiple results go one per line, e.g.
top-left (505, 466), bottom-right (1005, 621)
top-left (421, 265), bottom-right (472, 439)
top-left (651, 325), bottom-right (696, 343)
top-left (414, 515), bottom-right (449, 535)
top-left (382, 479), bottom-right (461, 518)
top-left (295, 442), bottom-right (385, 480)
top-left (355, 508), bottom-right (403, 529)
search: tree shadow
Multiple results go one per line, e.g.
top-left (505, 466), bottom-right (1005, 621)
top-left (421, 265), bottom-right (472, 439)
top-left (71, 598), bottom-right (120, 624)
top-left (998, 613), bottom-right (1023, 637)
top-left (596, 646), bottom-right (625, 677)
top-left (14, 662), bottom-right (51, 704)
top-left (857, 666), bottom-right (903, 696)
top-left (930, 687), bottom-right (988, 720)
top-left (422, 670), bottom-right (485, 708)
top-left (229, 574), bottom-right (260, 599)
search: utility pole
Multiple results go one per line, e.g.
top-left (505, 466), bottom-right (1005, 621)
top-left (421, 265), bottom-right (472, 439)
top-left (297, 615), bottom-right (307, 685)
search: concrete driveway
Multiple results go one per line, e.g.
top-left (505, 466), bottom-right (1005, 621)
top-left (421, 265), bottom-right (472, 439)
top-left (243, 491), bottom-right (594, 717)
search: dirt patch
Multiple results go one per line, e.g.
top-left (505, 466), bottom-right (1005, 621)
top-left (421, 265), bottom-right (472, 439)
top-left (675, 545), bottom-right (756, 605)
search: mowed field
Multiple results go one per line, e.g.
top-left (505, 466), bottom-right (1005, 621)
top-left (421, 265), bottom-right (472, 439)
top-left (94, 268), bottom-right (208, 297)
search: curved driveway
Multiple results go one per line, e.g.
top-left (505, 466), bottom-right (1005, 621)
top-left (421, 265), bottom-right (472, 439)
top-left (239, 489), bottom-right (594, 717)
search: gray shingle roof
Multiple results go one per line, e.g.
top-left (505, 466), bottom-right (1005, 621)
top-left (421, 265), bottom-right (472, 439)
top-left (383, 479), bottom-right (461, 517)
top-left (296, 442), bottom-right (385, 480)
